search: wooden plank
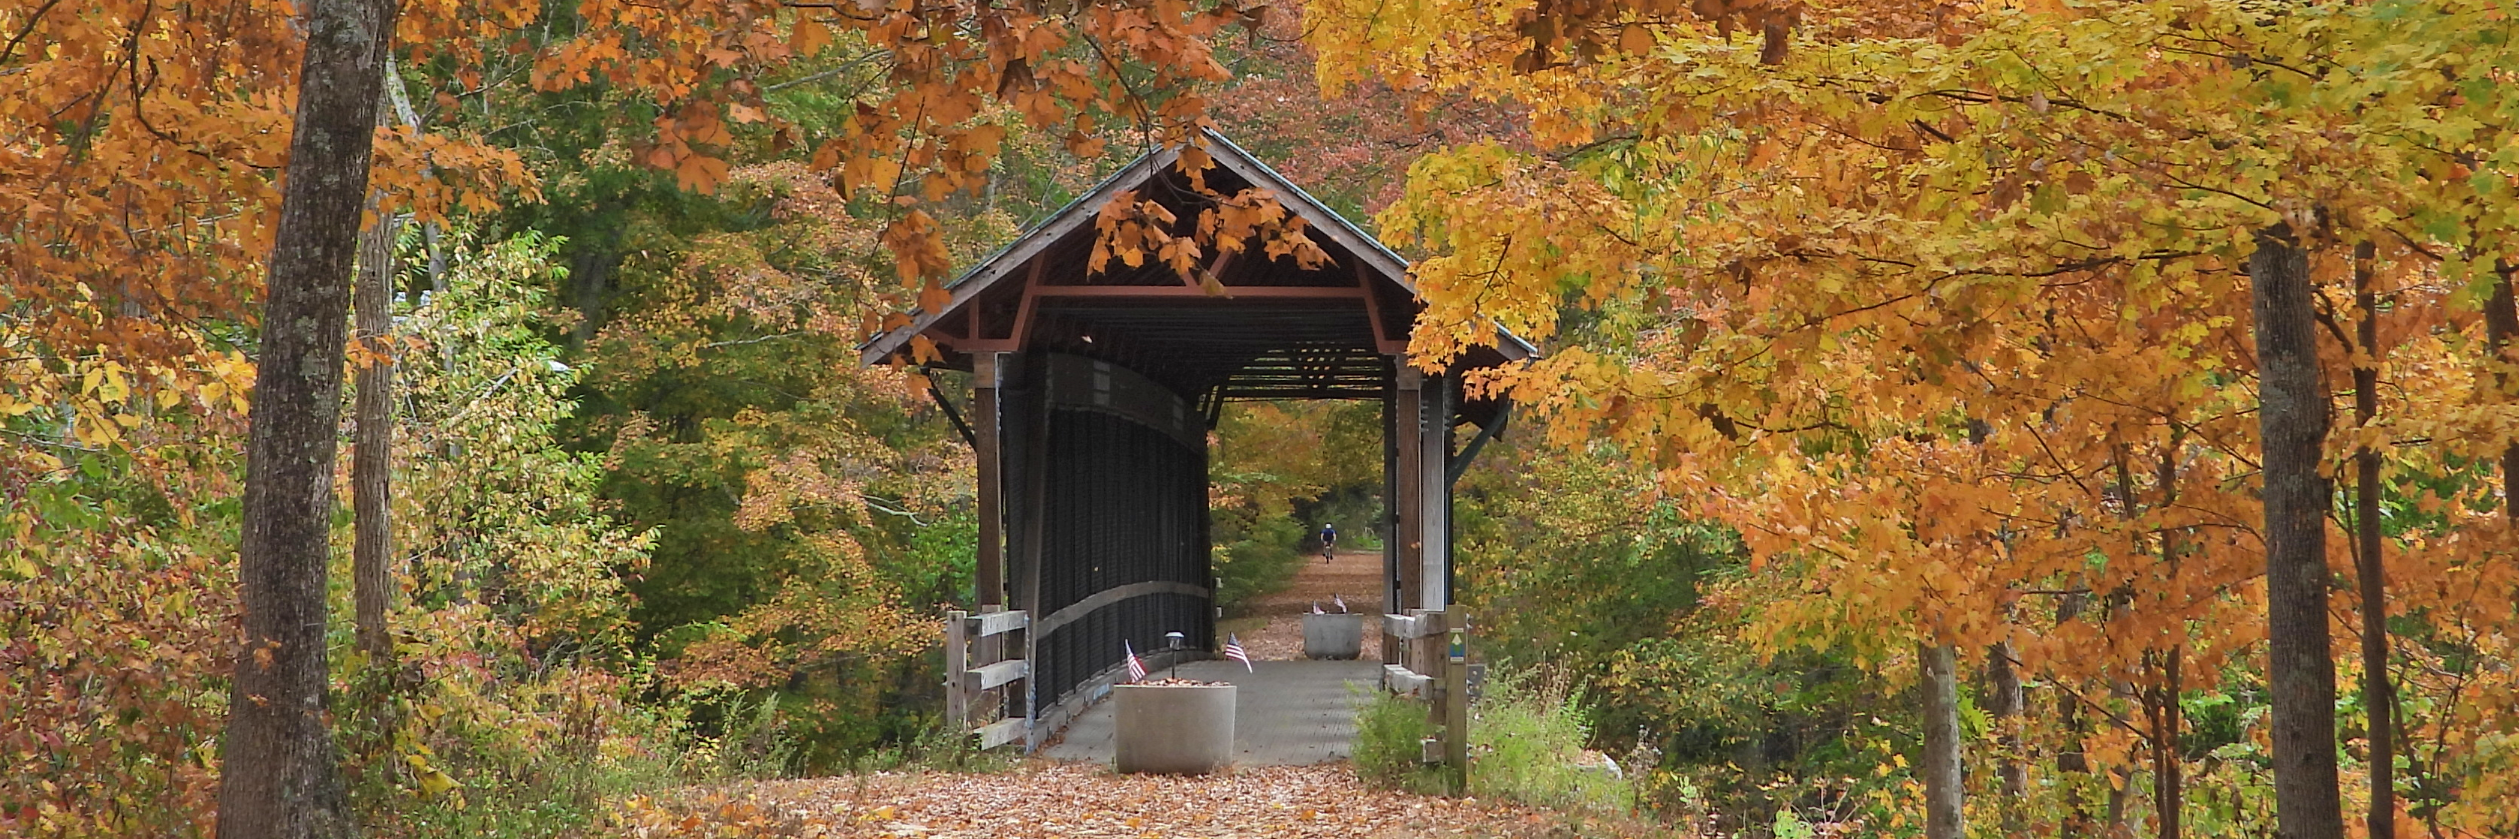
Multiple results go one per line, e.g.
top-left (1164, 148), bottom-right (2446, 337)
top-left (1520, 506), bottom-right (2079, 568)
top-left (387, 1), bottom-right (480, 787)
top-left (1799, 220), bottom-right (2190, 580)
top-left (1031, 581), bottom-right (1210, 637)
top-left (975, 717), bottom-right (1028, 750)
top-left (967, 658), bottom-right (1029, 690)
top-left (1382, 613), bottom-right (1432, 639)
top-left (968, 609), bottom-right (1029, 637)
top-left (944, 610), bottom-right (968, 731)
top-left (1383, 664), bottom-right (1431, 697)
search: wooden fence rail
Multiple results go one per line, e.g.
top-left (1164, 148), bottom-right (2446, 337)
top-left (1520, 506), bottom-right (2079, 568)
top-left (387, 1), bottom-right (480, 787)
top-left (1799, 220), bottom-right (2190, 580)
top-left (1381, 608), bottom-right (1471, 791)
top-left (944, 607), bottom-right (1030, 750)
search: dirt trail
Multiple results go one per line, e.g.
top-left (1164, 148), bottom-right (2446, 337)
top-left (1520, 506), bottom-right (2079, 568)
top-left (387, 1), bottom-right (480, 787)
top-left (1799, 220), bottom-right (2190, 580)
top-left (1234, 550), bottom-right (1382, 661)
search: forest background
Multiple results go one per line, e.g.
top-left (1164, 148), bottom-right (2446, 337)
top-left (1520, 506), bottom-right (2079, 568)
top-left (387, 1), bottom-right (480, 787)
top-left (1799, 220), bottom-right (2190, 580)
top-left (4, 0), bottom-right (2517, 838)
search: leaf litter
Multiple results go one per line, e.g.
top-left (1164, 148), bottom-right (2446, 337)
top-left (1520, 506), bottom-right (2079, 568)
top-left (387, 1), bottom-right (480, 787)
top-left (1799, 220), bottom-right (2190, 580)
top-left (610, 762), bottom-right (1605, 838)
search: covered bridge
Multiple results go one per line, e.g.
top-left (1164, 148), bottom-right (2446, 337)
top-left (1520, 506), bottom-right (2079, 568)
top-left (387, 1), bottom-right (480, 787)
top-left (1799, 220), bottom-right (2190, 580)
top-left (862, 130), bottom-right (1533, 749)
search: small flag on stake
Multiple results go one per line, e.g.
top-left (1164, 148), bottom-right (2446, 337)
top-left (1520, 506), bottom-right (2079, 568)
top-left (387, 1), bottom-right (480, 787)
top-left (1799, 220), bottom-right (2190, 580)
top-left (1124, 640), bottom-right (1147, 683)
top-left (1224, 634), bottom-right (1253, 672)
top-left (1333, 593), bottom-right (1349, 614)
top-left (1311, 601), bottom-right (1323, 615)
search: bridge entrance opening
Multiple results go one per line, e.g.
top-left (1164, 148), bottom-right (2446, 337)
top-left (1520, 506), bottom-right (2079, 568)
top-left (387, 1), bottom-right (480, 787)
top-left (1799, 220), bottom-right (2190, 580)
top-left (863, 131), bottom-right (1532, 750)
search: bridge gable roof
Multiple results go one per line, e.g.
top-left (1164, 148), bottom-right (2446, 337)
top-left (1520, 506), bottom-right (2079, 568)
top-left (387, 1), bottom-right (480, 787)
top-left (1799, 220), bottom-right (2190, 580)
top-left (860, 130), bottom-right (1534, 402)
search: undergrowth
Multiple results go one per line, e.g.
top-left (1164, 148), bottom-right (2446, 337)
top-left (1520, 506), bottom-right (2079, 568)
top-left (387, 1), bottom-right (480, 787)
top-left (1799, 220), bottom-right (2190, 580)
top-left (1352, 666), bottom-right (1633, 817)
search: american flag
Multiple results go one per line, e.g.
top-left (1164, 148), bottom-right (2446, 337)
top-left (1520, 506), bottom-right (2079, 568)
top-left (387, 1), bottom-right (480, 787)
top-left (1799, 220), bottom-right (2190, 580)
top-left (1124, 640), bottom-right (1147, 682)
top-left (1310, 601), bottom-right (1323, 614)
top-left (1333, 593), bottom-right (1349, 614)
top-left (1223, 633), bottom-right (1253, 672)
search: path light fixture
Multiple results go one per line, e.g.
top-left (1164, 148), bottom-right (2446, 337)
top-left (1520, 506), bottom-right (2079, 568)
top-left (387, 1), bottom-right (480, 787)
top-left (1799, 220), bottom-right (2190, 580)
top-left (1164, 631), bottom-right (1186, 679)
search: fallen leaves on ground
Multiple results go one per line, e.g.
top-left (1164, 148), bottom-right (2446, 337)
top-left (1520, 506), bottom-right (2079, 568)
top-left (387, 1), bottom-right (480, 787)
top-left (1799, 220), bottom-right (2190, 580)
top-left (610, 762), bottom-right (1627, 838)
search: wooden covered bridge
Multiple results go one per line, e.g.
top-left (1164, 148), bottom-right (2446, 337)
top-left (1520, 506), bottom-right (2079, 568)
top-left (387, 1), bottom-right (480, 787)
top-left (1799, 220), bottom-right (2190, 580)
top-left (862, 131), bottom-right (1532, 754)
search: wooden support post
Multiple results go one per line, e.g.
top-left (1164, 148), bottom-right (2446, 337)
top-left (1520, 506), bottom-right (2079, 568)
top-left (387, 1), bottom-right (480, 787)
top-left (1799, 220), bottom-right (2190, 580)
top-left (1444, 611), bottom-right (1470, 794)
top-left (1419, 373), bottom-right (1450, 611)
top-left (944, 610), bottom-right (968, 733)
top-left (1393, 369), bottom-right (1424, 614)
top-left (1381, 384), bottom-right (1402, 665)
top-left (974, 352), bottom-right (1006, 607)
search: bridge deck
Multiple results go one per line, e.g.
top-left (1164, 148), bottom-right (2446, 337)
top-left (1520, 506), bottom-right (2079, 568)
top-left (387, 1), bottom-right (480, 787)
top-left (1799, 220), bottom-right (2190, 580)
top-left (1037, 659), bottom-right (1383, 767)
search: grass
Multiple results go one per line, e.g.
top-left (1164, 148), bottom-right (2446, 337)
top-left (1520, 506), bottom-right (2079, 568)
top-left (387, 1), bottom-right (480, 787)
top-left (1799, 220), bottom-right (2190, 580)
top-left (1351, 667), bottom-right (1634, 816)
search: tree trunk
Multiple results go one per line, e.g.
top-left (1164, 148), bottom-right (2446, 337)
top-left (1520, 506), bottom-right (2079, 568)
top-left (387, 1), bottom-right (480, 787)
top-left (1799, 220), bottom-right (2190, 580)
top-left (2154, 437), bottom-right (2186, 839)
top-left (215, 0), bottom-right (402, 836)
top-left (2149, 646), bottom-right (2184, 839)
top-left (2057, 590), bottom-right (2094, 838)
top-left (2487, 262), bottom-right (2516, 523)
top-left (2351, 240), bottom-right (2393, 839)
top-left (2247, 222), bottom-right (2345, 839)
top-left (1920, 643), bottom-right (1966, 839)
top-left (350, 110), bottom-right (400, 662)
top-left (1986, 642), bottom-right (2027, 837)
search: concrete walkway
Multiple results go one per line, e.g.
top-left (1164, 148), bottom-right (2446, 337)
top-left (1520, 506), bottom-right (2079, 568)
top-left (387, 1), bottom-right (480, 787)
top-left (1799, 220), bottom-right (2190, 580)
top-left (1038, 659), bottom-right (1383, 766)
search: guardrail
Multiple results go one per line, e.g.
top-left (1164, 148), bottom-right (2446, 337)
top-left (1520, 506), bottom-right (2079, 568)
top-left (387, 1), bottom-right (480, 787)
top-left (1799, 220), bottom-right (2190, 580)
top-left (944, 608), bottom-right (1030, 750)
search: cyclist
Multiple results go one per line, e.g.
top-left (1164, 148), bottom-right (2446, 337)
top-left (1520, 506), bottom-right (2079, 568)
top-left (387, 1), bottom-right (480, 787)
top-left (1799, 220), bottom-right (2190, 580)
top-left (1318, 522), bottom-right (1338, 563)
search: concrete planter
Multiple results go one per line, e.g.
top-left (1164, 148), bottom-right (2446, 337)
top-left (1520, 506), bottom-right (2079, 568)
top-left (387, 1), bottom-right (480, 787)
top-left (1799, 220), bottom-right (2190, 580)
top-left (1302, 612), bottom-right (1365, 660)
top-left (1113, 683), bottom-right (1237, 774)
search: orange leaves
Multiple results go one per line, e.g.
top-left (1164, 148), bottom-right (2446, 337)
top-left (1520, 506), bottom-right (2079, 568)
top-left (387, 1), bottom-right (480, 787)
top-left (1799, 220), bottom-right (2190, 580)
top-left (641, 101), bottom-right (738, 193)
top-left (1089, 189), bottom-right (1181, 274)
top-left (882, 210), bottom-right (955, 287)
top-left (790, 15), bottom-right (834, 56)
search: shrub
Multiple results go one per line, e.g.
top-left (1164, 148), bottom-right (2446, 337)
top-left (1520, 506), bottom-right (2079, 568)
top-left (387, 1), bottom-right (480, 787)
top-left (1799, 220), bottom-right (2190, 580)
top-left (1351, 689), bottom-right (1447, 795)
top-left (1351, 667), bottom-right (1634, 815)
top-left (1469, 667), bottom-right (1632, 814)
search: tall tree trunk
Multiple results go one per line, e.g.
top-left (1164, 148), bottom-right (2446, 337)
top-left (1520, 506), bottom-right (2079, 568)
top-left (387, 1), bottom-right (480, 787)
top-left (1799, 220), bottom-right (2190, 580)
top-left (2056, 590), bottom-right (2094, 838)
top-left (215, 0), bottom-right (401, 836)
top-left (2248, 222), bottom-right (2345, 839)
top-left (350, 109), bottom-right (400, 662)
top-left (2147, 647), bottom-right (2185, 839)
top-left (1920, 643), bottom-right (1966, 839)
top-left (1986, 642), bottom-right (2027, 837)
top-left (2351, 240), bottom-right (2393, 839)
top-left (2487, 262), bottom-right (2517, 522)
top-left (2153, 437), bottom-right (2186, 839)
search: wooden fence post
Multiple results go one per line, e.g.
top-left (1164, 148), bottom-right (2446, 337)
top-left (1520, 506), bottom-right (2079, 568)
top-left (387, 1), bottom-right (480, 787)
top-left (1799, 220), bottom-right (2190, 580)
top-left (1444, 611), bottom-right (1470, 795)
top-left (944, 610), bottom-right (968, 735)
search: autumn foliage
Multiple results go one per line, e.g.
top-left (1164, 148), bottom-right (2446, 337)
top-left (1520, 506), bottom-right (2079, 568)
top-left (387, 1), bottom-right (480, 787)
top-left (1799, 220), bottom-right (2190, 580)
top-left (10, 0), bottom-right (2519, 833)
top-left (1317, 0), bottom-right (2519, 834)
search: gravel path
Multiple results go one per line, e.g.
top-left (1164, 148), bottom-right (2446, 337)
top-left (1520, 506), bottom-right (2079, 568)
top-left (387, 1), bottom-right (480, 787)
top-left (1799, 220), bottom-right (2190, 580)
top-left (1236, 550), bottom-right (1383, 661)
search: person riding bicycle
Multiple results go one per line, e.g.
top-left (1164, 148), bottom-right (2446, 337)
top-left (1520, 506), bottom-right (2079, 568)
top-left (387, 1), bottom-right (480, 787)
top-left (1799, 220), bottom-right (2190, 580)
top-left (1318, 523), bottom-right (1338, 562)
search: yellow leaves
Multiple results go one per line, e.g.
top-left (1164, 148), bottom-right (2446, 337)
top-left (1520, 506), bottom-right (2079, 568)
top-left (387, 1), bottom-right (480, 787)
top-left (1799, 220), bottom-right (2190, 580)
top-left (405, 752), bottom-right (464, 800)
top-left (79, 363), bottom-right (130, 403)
